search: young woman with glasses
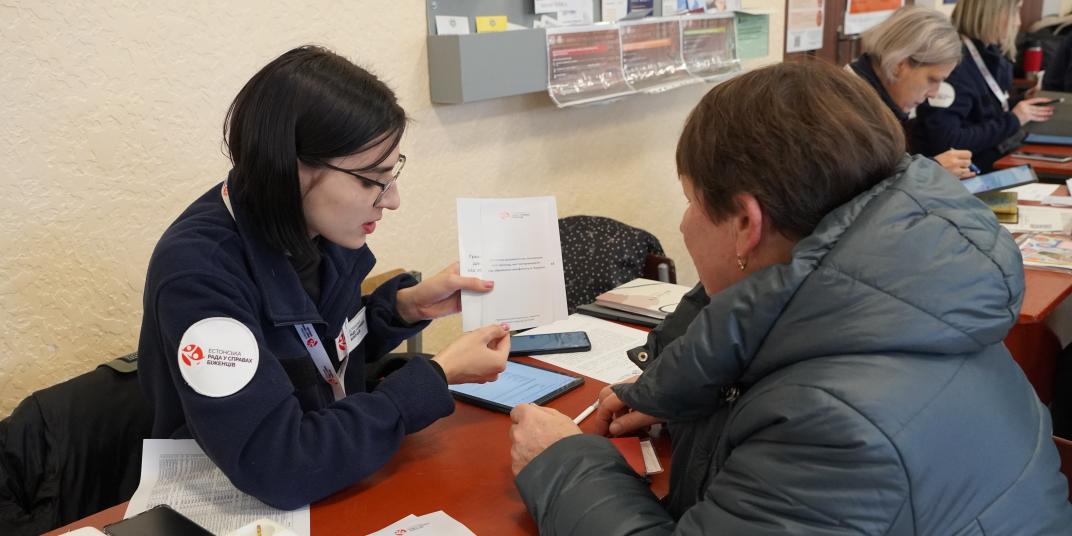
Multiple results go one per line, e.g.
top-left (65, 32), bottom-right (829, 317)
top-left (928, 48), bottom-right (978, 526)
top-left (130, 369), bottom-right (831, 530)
top-left (138, 46), bottom-right (510, 510)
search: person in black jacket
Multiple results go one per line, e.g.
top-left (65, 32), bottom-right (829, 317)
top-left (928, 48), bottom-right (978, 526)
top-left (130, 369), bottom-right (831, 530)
top-left (138, 46), bottom-right (510, 510)
top-left (849, 6), bottom-right (973, 178)
top-left (914, 0), bottom-right (1055, 172)
top-left (508, 60), bottom-right (1072, 535)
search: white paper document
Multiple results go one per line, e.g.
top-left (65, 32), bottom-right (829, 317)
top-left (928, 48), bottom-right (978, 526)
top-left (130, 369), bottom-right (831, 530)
top-left (1008, 182), bottom-right (1061, 202)
top-left (367, 511), bottom-right (476, 536)
top-left (1042, 195), bottom-right (1072, 207)
top-left (525, 314), bottom-right (647, 384)
top-left (457, 197), bottom-right (568, 331)
top-left (126, 440), bottom-right (310, 536)
top-left (1002, 205), bottom-right (1072, 234)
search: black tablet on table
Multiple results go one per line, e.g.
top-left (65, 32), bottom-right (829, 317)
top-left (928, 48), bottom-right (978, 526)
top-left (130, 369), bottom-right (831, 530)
top-left (448, 360), bottom-right (584, 413)
top-left (960, 165), bottom-right (1038, 195)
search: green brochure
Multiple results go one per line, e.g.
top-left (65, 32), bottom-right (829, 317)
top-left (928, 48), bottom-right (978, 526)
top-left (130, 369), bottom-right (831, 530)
top-left (735, 12), bottom-right (769, 60)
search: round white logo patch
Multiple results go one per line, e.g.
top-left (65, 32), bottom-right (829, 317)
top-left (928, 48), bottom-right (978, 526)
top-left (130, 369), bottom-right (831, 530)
top-left (177, 317), bottom-right (259, 398)
top-left (928, 82), bottom-right (956, 109)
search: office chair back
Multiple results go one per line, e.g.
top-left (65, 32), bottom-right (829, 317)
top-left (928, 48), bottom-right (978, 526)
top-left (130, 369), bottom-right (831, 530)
top-left (361, 269), bottom-right (429, 391)
top-left (0, 353), bottom-right (152, 535)
top-left (559, 215), bottom-right (674, 313)
top-left (361, 269), bottom-right (422, 353)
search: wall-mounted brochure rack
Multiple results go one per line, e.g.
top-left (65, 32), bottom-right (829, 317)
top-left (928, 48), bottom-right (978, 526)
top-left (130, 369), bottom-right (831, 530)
top-left (547, 14), bottom-right (741, 107)
top-left (426, 4), bottom-right (770, 106)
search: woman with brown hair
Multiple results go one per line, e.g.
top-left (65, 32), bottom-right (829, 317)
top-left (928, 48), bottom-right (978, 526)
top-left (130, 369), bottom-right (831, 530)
top-left (508, 60), bottom-right (1072, 534)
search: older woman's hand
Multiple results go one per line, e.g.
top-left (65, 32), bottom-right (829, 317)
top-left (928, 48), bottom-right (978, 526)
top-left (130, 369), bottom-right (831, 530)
top-left (591, 375), bottom-right (662, 437)
top-left (510, 404), bottom-right (582, 476)
top-left (1013, 97), bottom-right (1057, 126)
top-left (395, 262), bottom-right (492, 324)
top-left (933, 149), bottom-right (975, 179)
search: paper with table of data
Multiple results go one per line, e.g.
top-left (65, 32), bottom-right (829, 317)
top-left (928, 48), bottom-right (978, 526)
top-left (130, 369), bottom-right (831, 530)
top-left (126, 440), bottom-right (310, 536)
top-left (126, 439), bottom-right (310, 536)
top-left (457, 197), bottom-right (568, 331)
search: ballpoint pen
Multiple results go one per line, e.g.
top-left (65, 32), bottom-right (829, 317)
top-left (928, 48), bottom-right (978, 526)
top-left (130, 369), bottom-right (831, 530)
top-left (573, 400), bottom-right (600, 424)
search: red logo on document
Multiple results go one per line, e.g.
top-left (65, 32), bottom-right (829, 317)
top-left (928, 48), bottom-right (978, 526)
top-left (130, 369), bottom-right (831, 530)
top-left (180, 344), bottom-right (205, 366)
top-left (336, 334), bottom-right (347, 353)
top-left (498, 211), bottom-right (511, 220)
top-left (306, 337), bottom-right (319, 348)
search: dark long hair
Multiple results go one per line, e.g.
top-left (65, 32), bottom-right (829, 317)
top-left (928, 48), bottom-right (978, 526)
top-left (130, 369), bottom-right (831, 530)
top-left (224, 45), bottom-right (406, 258)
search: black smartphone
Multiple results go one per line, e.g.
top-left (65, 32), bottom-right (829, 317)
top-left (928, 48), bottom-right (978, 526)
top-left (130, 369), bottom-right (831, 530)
top-left (1039, 98), bottom-right (1065, 106)
top-left (104, 505), bottom-right (213, 536)
top-left (509, 331), bottom-right (591, 356)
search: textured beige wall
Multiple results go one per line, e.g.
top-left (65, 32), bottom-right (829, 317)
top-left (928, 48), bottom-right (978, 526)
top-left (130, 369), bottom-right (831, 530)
top-left (0, 1), bottom-right (784, 415)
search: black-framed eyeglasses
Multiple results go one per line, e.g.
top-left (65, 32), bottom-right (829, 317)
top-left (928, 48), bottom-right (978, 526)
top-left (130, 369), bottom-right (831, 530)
top-left (316, 154), bottom-right (406, 207)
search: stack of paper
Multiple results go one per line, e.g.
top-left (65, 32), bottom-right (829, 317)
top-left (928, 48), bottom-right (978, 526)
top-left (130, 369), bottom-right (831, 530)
top-left (595, 278), bottom-right (692, 320)
top-left (1017, 233), bottom-right (1072, 272)
top-left (367, 511), bottom-right (476, 536)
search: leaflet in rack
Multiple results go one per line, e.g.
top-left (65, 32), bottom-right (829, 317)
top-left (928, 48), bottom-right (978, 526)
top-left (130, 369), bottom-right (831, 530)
top-left (681, 13), bottom-right (741, 80)
top-left (546, 25), bottom-right (636, 107)
top-left (619, 18), bottom-right (699, 92)
top-left (545, 13), bottom-right (748, 106)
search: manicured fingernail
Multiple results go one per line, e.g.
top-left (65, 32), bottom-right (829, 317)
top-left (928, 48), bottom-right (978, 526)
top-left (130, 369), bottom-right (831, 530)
top-left (484, 280), bottom-right (494, 289)
top-left (609, 423), bottom-right (620, 435)
top-left (500, 323), bottom-right (510, 330)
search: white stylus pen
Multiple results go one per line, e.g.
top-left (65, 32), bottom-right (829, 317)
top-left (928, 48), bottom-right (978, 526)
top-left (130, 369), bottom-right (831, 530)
top-left (573, 400), bottom-right (600, 424)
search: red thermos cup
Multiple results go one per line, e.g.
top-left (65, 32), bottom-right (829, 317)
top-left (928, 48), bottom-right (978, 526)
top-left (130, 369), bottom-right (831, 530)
top-left (1024, 44), bottom-right (1043, 76)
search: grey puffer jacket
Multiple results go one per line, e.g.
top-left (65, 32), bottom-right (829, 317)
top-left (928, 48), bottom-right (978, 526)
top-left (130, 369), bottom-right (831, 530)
top-left (516, 156), bottom-right (1072, 535)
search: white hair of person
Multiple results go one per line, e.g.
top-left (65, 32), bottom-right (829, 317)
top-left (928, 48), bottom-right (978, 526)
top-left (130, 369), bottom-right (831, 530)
top-left (952, 0), bottom-right (1021, 60)
top-left (861, 6), bottom-right (962, 82)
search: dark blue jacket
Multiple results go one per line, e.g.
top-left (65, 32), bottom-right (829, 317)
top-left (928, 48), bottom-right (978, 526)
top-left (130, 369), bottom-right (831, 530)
top-left (138, 179), bottom-right (453, 510)
top-left (849, 54), bottom-right (910, 123)
top-left (914, 39), bottom-right (1023, 172)
top-left (516, 156), bottom-right (1072, 534)
top-left (848, 54), bottom-right (917, 149)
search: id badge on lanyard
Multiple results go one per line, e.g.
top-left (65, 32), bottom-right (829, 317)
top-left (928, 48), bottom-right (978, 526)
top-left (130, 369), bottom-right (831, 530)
top-left (963, 37), bottom-right (1010, 112)
top-left (221, 182), bottom-right (366, 402)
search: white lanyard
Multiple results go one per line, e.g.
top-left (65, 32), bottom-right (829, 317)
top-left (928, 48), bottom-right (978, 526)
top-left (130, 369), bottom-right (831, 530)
top-left (963, 37), bottom-right (1010, 112)
top-left (295, 324), bottom-right (348, 401)
top-left (221, 182), bottom-right (351, 401)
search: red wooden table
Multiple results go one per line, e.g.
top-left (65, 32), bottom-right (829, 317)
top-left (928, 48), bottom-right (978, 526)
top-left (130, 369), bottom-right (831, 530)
top-left (1003, 184), bottom-right (1072, 404)
top-left (994, 144), bottom-right (1072, 178)
top-left (45, 356), bottom-right (668, 536)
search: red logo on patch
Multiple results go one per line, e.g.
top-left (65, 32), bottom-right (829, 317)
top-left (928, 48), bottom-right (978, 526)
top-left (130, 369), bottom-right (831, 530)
top-left (307, 337), bottom-right (318, 348)
top-left (181, 344), bottom-right (205, 366)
